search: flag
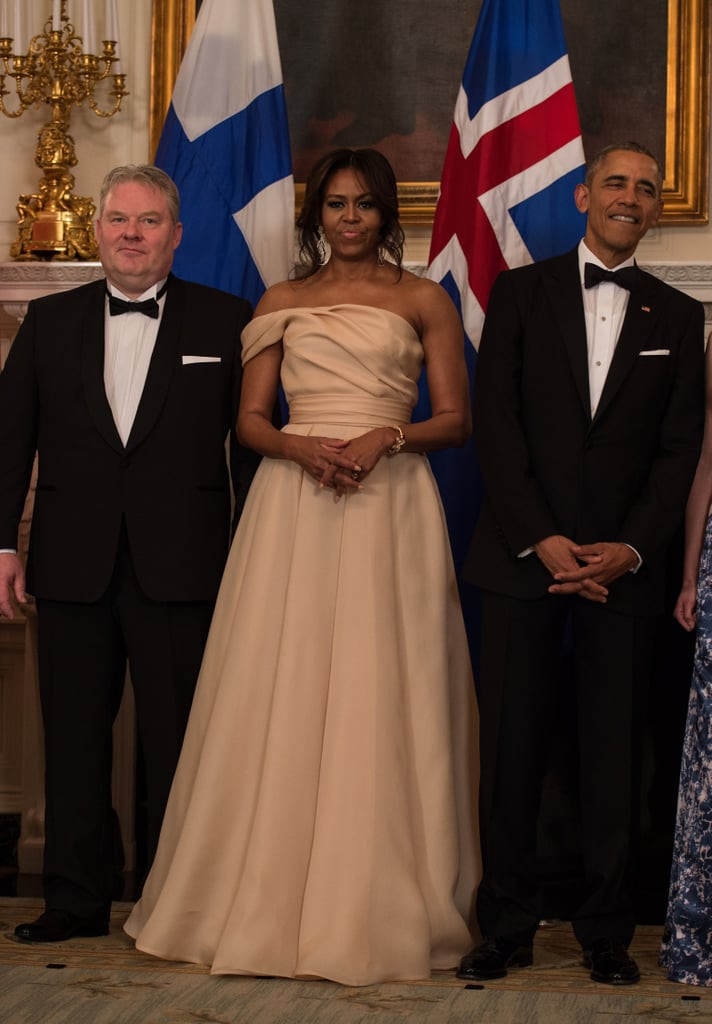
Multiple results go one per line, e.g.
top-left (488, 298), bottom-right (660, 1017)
top-left (421, 0), bottom-right (586, 633)
top-left (155, 0), bottom-right (293, 308)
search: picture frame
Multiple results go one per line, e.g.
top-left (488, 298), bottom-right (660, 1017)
top-left (149, 0), bottom-right (709, 225)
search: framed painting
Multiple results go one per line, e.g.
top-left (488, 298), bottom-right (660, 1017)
top-left (150, 0), bottom-right (709, 224)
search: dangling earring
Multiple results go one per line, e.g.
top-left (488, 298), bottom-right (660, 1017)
top-left (317, 227), bottom-right (329, 266)
top-left (377, 246), bottom-right (386, 267)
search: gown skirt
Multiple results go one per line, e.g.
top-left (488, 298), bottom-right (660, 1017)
top-left (661, 510), bottom-right (712, 986)
top-left (124, 305), bottom-right (481, 986)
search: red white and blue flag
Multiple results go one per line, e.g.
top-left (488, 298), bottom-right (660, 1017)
top-left (422, 0), bottom-right (586, 608)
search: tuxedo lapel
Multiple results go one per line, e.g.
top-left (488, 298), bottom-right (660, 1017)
top-left (542, 252), bottom-right (591, 419)
top-left (593, 269), bottom-right (658, 422)
top-left (80, 280), bottom-right (124, 453)
top-left (125, 275), bottom-right (183, 453)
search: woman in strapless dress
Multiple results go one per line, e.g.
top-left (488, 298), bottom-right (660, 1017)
top-left (125, 148), bottom-right (481, 986)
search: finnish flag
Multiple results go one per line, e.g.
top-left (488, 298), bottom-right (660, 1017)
top-left (155, 0), bottom-right (294, 308)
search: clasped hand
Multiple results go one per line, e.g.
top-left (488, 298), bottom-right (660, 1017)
top-left (534, 535), bottom-right (638, 603)
top-left (290, 428), bottom-right (394, 499)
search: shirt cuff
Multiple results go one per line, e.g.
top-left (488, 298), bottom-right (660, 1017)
top-left (623, 543), bottom-right (642, 573)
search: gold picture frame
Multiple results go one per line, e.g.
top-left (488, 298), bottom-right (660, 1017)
top-left (150, 0), bottom-right (709, 225)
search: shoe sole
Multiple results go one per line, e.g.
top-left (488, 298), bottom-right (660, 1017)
top-left (589, 971), bottom-right (640, 985)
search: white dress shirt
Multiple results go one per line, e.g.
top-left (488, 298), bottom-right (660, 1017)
top-left (103, 278), bottom-right (168, 445)
top-left (578, 240), bottom-right (635, 417)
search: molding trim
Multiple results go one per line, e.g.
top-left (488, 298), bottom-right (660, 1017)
top-left (0, 262), bottom-right (104, 318)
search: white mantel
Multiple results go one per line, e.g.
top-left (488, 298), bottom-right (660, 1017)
top-left (0, 259), bottom-right (104, 301)
top-left (2, 257), bottom-right (712, 356)
top-left (642, 262), bottom-right (712, 318)
top-left (0, 260), bottom-right (105, 368)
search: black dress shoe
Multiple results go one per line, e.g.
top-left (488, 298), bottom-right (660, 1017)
top-left (14, 910), bottom-right (110, 943)
top-left (457, 937), bottom-right (534, 981)
top-left (582, 938), bottom-right (640, 985)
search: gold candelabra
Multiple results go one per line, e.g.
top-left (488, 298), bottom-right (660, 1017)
top-left (0, 1), bottom-right (128, 260)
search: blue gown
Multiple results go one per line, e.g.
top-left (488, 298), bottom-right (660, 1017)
top-left (661, 511), bottom-right (712, 985)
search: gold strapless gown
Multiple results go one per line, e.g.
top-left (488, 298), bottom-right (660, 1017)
top-left (125, 305), bottom-right (481, 985)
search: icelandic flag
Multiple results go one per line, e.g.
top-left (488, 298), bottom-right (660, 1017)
top-left (155, 0), bottom-right (294, 309)
top-left (423, 0), bottom-right (586, 605)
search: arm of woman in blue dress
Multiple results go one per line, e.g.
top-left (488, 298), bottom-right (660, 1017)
top-left (237, 291), bottom-right (363, 491)
top-left (674, 335), bottom-right (712, 631)
top-left (326, 278), bottom-right (471, 491)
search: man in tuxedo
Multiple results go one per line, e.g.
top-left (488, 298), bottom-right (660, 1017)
top-left (459, 143), bottom-right (705, 984)
top-left (0, 165), bottom-right (254, 942)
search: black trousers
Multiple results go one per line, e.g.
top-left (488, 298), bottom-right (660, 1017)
top-left (475, 590), bottom-right (654, 949)
top-left (36, 531), bottom-right (215, 918)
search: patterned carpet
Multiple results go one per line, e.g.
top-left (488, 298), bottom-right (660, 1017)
top-left (1, 898), bottom-right (711, 1023)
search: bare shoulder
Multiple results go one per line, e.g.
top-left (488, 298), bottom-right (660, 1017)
top-left (384, 268), bottom-right (450, 307)
top-left (402, 272), bottom-right (460, 325)
top-left (253, 279), bottom-right (307, 316)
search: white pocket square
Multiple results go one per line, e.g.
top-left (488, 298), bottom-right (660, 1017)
top-left (182, 355), bottom-right (221, 365)
top-left (639, 349), bottom-right (670, 356)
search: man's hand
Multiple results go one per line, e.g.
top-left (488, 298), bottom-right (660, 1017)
top-left (534, 534), bottom-right (609, 603)
top-left (548, 541), bottom-right (638, 601)
top-left (0, 552), bottom-right (26, 619)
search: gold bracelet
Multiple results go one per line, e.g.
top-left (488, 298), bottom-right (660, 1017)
top-left (387, 424), bottom-right (405, 455)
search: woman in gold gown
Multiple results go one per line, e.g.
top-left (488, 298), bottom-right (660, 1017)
top-left (125, 148), bottom-right (481, 986)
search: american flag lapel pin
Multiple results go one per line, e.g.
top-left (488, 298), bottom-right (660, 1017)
top-left (641, 305), bottom-right (651, 313)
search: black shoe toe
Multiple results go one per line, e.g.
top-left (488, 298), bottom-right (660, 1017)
top-left (14, 910), bottom-right (110, 943)
top-left (457, 938), bottom-right (533, 981)
top-left (583, 938), bottom-right (640, 985)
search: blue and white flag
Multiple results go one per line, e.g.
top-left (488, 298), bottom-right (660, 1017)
top-left (155, 0), bottom-right (294, 308)
top-left (421, 0), bottom-right (586, 659)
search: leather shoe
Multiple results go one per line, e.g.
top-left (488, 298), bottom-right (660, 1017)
top-left (14, 909), bottom-right (110, 943)
top-left (457, 937), bottom-right (533, 981)
top-left (582, 938), bottom-right (640, 985)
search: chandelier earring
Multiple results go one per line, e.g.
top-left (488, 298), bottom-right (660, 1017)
top-left (377, 246), bottom-right (386, 267)
top-left (316, 227), bottom-right (330, 266)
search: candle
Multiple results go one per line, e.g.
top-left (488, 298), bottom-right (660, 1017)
top-left (81, 0), bottom-right (95, 51)
top-left (52, 0), bottom-right (61, 32)
top-left (13, 0), bottom-right (22, 50)
top-left (106, 0), bottom-right (120, 68)
top-left (104, 0), bottom-right (117, 40)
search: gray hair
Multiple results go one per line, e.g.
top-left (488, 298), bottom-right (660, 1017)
top-left (584, 142), bottom-right (663, 197)
top-left (98, 165), bottom-right (180, 222)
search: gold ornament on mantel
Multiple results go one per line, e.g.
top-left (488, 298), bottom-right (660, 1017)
top-left (0, 1), bottom-right (128, 260)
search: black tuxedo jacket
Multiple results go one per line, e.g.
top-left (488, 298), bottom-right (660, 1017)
top-left (0, 274), bottom-right (253, 604)
top-left (464, 248), bottom-right (705, 615)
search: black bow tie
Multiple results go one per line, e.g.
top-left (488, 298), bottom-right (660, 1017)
top-left (107, 281), bottom-right (168, 319)
top-left (584, 263), bottom-right (637, 291)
